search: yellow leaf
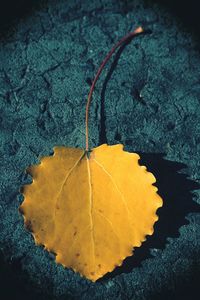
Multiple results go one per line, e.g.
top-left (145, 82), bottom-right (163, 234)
top-left (20, 143), bottom-right (162, 281)
top-left (20, 26), bottom-right (162, 281)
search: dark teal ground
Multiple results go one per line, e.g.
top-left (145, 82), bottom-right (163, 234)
top-left (0, 0), bottom-right (200, 299)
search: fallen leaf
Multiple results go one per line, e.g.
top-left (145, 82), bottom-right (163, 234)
top-left (20, 143), bottom-right (162, 281)
top-left (20, 26), bottom-right (163, 281)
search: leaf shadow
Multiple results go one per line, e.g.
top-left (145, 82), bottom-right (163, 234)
top-left (97, 31), bottom-right (200, 281)
top-left (99, 153), bottom-right (200, 281)
top-left (98, 29), bottom-right (152, 145)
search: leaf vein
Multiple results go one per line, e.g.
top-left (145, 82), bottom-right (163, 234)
top-left (87, 157), bottom-right (96, 267)
top-left (93, 158), bottom-right (132, 232)
top-left (94, 208), bottom-right (120, 242)
top-left (54, 152), bottom-right (84, 216)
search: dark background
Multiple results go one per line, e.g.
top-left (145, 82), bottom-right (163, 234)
top-left (1, 0), bottom-right (200, 34)
top-left (0, 0), bottom-right (200, 299)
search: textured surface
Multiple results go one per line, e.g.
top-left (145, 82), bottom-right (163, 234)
top-left (0, 0), bottom-right (200, 299)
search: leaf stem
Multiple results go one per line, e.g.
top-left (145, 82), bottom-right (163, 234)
top-left (85, 26), bottom-right (144, 151)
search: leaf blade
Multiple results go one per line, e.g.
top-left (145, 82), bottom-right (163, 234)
top-left (20, 144), bottom-right (163, 281)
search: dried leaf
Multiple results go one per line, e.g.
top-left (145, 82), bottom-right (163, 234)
top-left (20, 144), bottom-right (162, 281)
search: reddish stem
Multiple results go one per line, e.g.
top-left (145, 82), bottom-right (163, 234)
top-left (85, 26), bottom-right (144, 151)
